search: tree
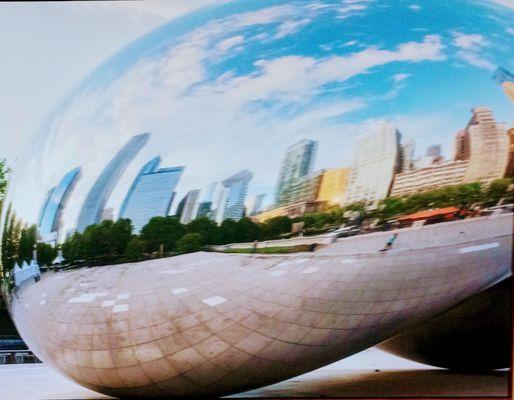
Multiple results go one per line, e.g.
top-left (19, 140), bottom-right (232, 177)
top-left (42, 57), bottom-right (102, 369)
top-left (82, 221), bottom-right (116, 261)
top-left (453, 182), bottom-right (482, 207)
top-left (72, 219), bottom-right (134, 264)
top-left (62, 231), bottom-right (88, 263)
top-left (0, 159), bottom-right (11, 276)
top-left (263, 216), bottom-right (292, 239)
top-left (37, 242), bottom-right (57, 266)
top-left (379, 197), bottom-right (405, 221)
top-left (18, 224), bottom-right (37, 263)
top-left (186, 217), bottom-right (220, 245)
top-left (124, 236), bottom-right (146, 262)
top-left (1, 205), bottom-right (22, 271)
top-left (110, 218), bottom-right (133, 255)
top-left (140, 216), bottom-right (186, 252)
top-left (176, 233), bottom-right (203, 254)
top-left (484, 178), bottom-right (512, 206)
top-left (235, 217), bottom-right (262, 243)
top-left (218, 219), bottom-right (239, 244)
top-left (302, 212), bottom-right (330, 229)
top-left (0, 159), bottom-right (10, 213)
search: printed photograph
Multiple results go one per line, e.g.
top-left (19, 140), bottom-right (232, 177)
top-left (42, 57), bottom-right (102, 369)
top-left (0, 0), bottom-right (513, 398)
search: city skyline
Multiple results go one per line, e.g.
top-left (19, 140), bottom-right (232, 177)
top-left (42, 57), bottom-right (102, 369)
top-left (31, 104), bottom-right (513, 237)
top-left (4, 0), bottom-right (514, 237)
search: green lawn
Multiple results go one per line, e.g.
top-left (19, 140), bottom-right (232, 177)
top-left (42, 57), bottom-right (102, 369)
top-left (222, 244), bottom-right (312, 254)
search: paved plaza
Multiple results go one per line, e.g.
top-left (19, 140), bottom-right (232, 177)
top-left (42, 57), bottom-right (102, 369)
top-left (1, 348), bottom-right (509, 399)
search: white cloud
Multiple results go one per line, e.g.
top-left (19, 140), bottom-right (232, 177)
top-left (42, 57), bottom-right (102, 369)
top-left (384, 74), bottom-right (411, 100)
top-left (0, 0), bottom-right (220, 166)
top-left (458, 51), bottom-right (495, 70)
top-left (216, 35), bottom-right (245, 52)
top-left (207, 35), bottom-right (444, 105)
top-left (305, 2), bottom-right (332, 11)
top-left (490, 0), bottom-right (514, 11)
top-left (343, 40), bottom-right (359, 47)
top-left (274, 18), bottom-right (312, 39)
top-left (393, 73), bottom-right (411, 82)
top-left (337, 4), bottom-right (368, 19)
top-left (452, 32), bottom-right (488, 49)
top-left (232, 4), bottom-right (298, 27)
top-left (451, 31), bottom-right (495, 71)
top-left (337, 0), bottom-right (373, 19)
top-left (409, 4), bottom-right (422, 11)
top-left (382, 85), bottom-right (405, 100)
top-left (506, 27), bottom-right (514, 35)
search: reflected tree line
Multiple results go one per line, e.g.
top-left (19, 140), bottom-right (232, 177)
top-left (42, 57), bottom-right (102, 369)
top-left (0, 155), bottom-right (512, 274)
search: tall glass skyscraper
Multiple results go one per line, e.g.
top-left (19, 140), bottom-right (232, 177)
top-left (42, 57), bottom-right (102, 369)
top-left (119, 157), bottom-right (184, 233)
top-left (215, 170), bottom-right (253, 224)
top-left (76, 133), bottom-right (149, 232)
top-left (196, 182), bottom-right (217, 219)
top-left (275, 139), bottom-right (317, 205)
top-left (38, 167), bottom-right (81, 236)
top-left (176, 189), bottom-right (201, 225)
top-left (118, 156), bottom-right (161, 218)
top-left (245, 194), bottom-right (265, 216)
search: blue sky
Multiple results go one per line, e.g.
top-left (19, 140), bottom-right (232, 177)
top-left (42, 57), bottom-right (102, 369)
top-left (2, 0), bottom-right (514, 231)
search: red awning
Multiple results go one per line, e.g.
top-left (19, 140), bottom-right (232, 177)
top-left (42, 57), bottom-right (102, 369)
top-left (398, 206), bottom-right (460, 221)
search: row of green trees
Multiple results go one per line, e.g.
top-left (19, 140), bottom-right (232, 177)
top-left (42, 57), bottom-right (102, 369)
top-left (0, 159), bottom-right (11, 277)
top-left (60, 215), bottom-right (294, 265)
top-left (299, 179), bottom-right (513, 231)
top-left (1, 204), bottom-right (57, 274)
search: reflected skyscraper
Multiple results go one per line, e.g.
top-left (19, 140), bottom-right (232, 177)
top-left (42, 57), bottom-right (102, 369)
top-left (196, 182), bottom-right (217, 219)
top-left (493, 67), bottom-right (514, 102)
top-left (426, 144), bottom-right (441, 158)
top-left (119, 156), bottom-right (161, 218)
top-left (400, 140), bottom-right (415, 173)
top-left (343, 121), bottom-right (401, 207)
top-left (76, 133), bottom-right (150, 232)
top-left (38, 167), bottom-right (81, 243)
top-left (461, 107), bottom-right (509, 184)
top-left (215, 170), bottom-right (253, 224)
top-left (176, 189), bottom-right (201, 225)
top-left (245, 194), bottom-right (265, 216)
top-left (119, 157), bottom-right (184, 233)
top-left (275, 139), bottom-right (317, 205)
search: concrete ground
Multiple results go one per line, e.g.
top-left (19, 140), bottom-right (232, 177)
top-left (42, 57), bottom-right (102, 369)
top-left (0, 348), bottom-right (509, 399)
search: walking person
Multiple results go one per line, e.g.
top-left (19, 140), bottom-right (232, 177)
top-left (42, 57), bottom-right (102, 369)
top-left (381, 231), bottom-right (399, 252)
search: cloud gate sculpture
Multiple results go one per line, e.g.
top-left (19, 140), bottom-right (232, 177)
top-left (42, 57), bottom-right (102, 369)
top-left (6, 215), bottom-right (513, 398)
top-left (1, 0), bottom-right (513, 398)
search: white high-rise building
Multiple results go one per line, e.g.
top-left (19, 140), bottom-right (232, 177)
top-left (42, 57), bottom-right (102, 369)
top-left (342, 121), bottom-right (401, 207)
